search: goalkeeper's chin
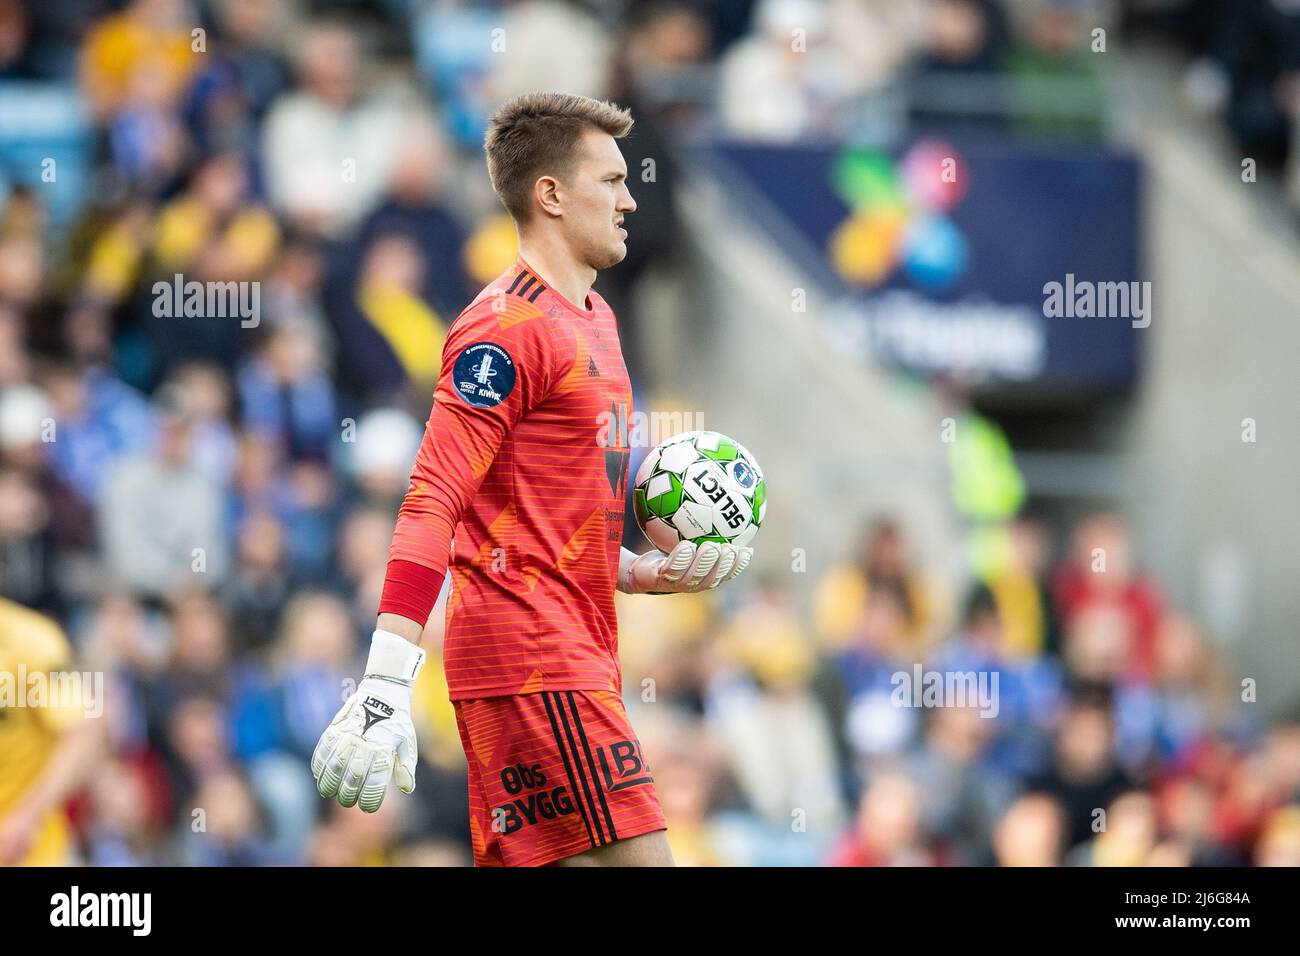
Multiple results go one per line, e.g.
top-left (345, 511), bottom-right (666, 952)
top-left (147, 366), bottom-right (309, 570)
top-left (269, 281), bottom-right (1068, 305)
top-left (591, 238), bottom-right (628, 271)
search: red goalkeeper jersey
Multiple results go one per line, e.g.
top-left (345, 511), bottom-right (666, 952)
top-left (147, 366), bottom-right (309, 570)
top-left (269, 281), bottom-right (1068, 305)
top-left (381, 256), bottom-right (634, 700)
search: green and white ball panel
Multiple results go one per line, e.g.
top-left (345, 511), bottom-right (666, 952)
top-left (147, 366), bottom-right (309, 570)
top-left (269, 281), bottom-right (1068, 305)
top-left (752, 480), bottom-right (767, 526)
top-left (644, 471), bottom-right (683, 516)
top-left (696, 431), bottom-right (741, 463)
top-left (656, 439), bottom-right (701, 476)
top-left (634, 443), bottom-right (665, 486)
top-left (643, 516), bottom-right (681, 552)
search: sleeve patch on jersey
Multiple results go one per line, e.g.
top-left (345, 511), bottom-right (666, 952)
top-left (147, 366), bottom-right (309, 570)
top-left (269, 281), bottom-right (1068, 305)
top-left (452, 341), bottom-right (517, 408)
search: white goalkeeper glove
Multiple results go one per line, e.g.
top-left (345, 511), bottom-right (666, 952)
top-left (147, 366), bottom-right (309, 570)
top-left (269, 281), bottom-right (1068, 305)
top-left (312, 629), bottom-right (425, 813)
top-left (617, 541), bottom-right (753, 595)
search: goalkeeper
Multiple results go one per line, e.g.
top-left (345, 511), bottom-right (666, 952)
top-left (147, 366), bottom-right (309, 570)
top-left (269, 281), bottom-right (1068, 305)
top-left (312, 93), bottom-right (751, 867)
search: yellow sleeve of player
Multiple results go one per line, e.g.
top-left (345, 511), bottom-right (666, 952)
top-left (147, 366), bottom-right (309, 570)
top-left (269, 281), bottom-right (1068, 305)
top-left (0, 600), bottom-right (87, 735)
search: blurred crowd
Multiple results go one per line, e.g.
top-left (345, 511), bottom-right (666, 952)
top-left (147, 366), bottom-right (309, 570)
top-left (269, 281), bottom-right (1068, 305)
top-left (0, 0), bottom-right (1297, 866)
top-left (619, 514), bottom-right (1300, 866)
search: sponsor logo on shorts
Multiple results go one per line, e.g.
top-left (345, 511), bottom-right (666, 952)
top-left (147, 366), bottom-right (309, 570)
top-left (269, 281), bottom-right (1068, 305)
top-left (596, 739), bottom-right (655, 792)
top-left (491, 763), bottom-right (576, 835)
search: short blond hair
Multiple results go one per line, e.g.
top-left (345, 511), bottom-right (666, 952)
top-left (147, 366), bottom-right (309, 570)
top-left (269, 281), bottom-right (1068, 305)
top-left (484, 92), bottom-right (634, 223)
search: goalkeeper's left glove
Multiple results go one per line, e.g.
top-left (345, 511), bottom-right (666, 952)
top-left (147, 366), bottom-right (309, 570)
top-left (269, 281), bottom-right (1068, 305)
top-left (618, 541), bottom-right (753, 595)
top-left (312, 629), bottom-right (425, 813)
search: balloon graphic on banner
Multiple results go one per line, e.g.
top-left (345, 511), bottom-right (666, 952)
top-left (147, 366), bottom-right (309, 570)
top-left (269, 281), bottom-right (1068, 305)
top-left (828, 139), bottom-right (969, 290)
top-left (900, 140), bottom-right (967, 213)
top-left (830, 209), bottom-right (907, 285)
top-left (902, 215), bottom-right (968, 291)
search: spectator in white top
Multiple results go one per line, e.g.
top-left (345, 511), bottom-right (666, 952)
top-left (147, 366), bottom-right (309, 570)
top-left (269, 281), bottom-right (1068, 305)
top-left (716, 0), bottom-right (855, 141)
top-left (261, 22), bottom-right (416, 238)
top-left (100, 384), bottom-right (229, 599)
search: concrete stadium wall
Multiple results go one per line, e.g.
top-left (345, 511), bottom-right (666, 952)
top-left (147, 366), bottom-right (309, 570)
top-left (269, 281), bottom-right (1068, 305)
top-left (1122, 126), bottom-right (1300, 716)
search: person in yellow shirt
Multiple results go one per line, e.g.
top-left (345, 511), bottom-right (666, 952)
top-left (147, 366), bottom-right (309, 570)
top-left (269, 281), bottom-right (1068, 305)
top-left (0, 598), bottom-right (106, 866)
top-left (812, 518), bottom-right (944, 657)
top-left (152, 153), bottom-right (282, 281)
top-left (982, 515), bottom-right (1059, 660)
top-left (355, 235), bottom-right (448, 392)
top-left (79, 0), bottom-right (199, 121)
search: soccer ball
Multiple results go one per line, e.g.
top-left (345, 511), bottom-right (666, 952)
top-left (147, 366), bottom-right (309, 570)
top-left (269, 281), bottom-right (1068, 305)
top-left (632, 430), bottom-right (766, 552)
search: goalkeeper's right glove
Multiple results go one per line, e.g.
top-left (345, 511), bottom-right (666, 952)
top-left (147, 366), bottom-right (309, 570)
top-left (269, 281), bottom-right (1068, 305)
top-left (311, 629), bottom-right (425, 813)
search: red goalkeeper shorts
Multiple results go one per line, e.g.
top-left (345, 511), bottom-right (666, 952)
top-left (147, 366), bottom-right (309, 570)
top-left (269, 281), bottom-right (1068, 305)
top-left (452, 690), bottom-right (666, 867)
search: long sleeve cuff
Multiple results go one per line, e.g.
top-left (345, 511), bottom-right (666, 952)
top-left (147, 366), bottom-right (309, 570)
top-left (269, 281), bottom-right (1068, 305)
top-left (377, 558), bottom-right (446, 628)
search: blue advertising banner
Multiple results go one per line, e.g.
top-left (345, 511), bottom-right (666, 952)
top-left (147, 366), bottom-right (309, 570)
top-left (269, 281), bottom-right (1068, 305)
top-left (701, 140), bottom-right (1143, 398)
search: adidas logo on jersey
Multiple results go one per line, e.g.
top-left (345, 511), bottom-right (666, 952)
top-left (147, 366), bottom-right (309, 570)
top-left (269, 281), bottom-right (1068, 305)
top-left (588, 357), bottom-right (600, 377)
